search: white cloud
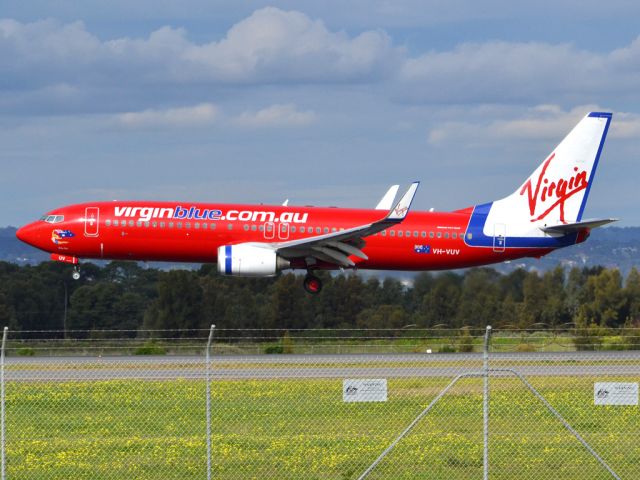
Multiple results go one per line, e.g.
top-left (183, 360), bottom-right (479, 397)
top-left (3, 9), bottom-right (640, 116)
top-left (117, 103), bottom-right (218, 128)
top-left (232, 104), bottom-right (316, 128)
top-left (397, 39), bottom-right (640, 104)
top-left (427, 105), bottom-right (639, 145)
top-left (0, 8), bottom-right (398, 90)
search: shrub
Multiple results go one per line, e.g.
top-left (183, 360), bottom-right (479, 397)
top-left (439, 344), bottom-right (456, 353)
top-left (134, 341), bottom-right (166, 355)
top-left (515, 343), bottom-right (537, 352)
top-left (573, 324), bottom-right (607, 351)
top-left (264, 345), bottom-right (284, 354)
top-left (281, 331), bottom-right (294, 354)
top-left (457, 329), bottom-right (475, 353)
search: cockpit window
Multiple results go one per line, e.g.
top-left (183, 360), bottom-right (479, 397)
top-left (42, 215), bottom-right (64, 224)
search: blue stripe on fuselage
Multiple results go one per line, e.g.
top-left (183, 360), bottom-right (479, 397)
top-left (465, 202), bottom-right (578, 248)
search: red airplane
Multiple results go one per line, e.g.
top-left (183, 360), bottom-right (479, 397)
top-left (17, 112), bottom-right (616, 293)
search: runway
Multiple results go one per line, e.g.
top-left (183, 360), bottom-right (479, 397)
top-left (5, 351), bottom-right (640, 381)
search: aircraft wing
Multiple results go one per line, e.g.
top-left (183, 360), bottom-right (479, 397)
top-left (273, 182), bottom-right (419, 267)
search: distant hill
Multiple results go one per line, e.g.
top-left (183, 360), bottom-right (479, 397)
top-left (2, 226), bottom-right (639, 275)
top-left (494, 226), bottom-right (640, 276)
top-left (0, 227), bottom-right (48, 264)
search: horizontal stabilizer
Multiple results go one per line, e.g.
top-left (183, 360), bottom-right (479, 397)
top-left (540, 218), bottom-right (618, 234)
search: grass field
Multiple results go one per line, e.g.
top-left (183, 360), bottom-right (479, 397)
top-left (5, 372), bottom-right (640, 479)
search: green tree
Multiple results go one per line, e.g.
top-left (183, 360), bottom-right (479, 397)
top-left (143, 270), bottom-right (203, 332)
top-left (580, 269), bottom-right (627, 327)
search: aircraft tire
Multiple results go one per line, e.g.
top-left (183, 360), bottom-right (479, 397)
top-left (303, 274), bottom-right (322, 294)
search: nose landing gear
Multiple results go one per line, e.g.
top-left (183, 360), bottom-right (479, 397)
top-left (72, 266), bottom-right (81, 280)
top-left (303, 274), bottom-right (323, 294)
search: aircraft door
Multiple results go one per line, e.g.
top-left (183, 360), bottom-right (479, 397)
top-left (493, 223), bottom-right (506, 253)
top-left (278, 223), bottom-right (290, 240)
top-left (264, 222), bottom-right (275, 240)
top-left (84, 207), bottom-right (100, 237)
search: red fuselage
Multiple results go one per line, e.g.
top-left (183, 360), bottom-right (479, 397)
top-left (16, 201), bottom-right (566, 271)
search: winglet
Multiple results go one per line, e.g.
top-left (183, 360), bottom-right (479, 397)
top-left (375, 185), bottom-right (399, 210)
top-left (387, 181), bottom-right (419, 220)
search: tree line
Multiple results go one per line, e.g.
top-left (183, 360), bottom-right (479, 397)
top-left (0, 261), bottom-right (639, 335)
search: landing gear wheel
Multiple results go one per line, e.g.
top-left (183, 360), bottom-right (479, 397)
top-left (303, 274), bottom-right (322, 294)
top-left (72, 267), bottom-right (81, 281)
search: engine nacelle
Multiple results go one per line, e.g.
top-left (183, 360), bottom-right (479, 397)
top-left (217, 244), bottom-right (290, 277)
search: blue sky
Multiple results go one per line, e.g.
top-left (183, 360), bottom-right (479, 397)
top-left (2, 1), bottom-right (639, 226)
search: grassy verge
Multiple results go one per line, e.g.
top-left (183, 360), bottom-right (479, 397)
top-left (6, 375), bottom-right (640, 479)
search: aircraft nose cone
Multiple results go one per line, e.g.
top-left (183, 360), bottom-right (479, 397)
top-left (16, 223), bottom-right (42, 247)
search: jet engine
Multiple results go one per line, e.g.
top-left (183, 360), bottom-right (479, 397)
top-left (217, 244), bottom-right (290, 277)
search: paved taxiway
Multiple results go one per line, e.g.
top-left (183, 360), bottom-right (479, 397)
top-left (5, 351), bottom-right (639, 381)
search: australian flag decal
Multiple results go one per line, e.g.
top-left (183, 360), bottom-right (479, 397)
top-left (414, 244), bottom-right (431, 254)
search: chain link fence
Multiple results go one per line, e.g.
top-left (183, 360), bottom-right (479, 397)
top-left (0, 327), bottom-right (638, 479)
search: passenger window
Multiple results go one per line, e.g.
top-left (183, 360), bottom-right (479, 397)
top-left (114, 220), bottom-right (119, 226)
top-left (332, 227), bottom-right (337, 232)
top-left (267, 224), bottom-right (273, 232)
top-left (316, 227), bottom-right (321, 234)
top-left (429, 232), bottom-right (434, 238)
top-left (195, 222), bottom-right (200, 229)
top-left (227, 224), bottom-right (233, 230)
top-left (437, 232), bottom-right (442, 238)
top-left (452, 232), bottom-right (457, 239)
top-left (324, 227), bottom-right (329, 233)
top-left (390, 230), bottom-right (395, 237)
top-left (243, 225), bottom-right (249, 231)
top-left (106, 220), bottom-right (111, 226)
top-left (381, 230), bottom-right (387, 236)
top-left (398, 231), bottom-right (403, 237)
top-left (169, 222), bottom-right (174, 228)
top-left (202, 223), bottom-right (207, 229)
top-left (160, 222), bottom-right (165, 228)
top-left (210, 223), bottom-right (216, 229)
top-left (467, 233), bottom-right (473, 240)
top-left (177, 222), bottom-right (182, 229)
top-left (291, 226), bottom-right (296, 233)
top-left (444, 232), bottom-right (449, 239)
top-left (128, 220), bottom-right (133, 227)
top-left (152, 221), bottom-right (157, 228)
top-left (300, 226), bottom-right (305, 233)
top-left (413, 231), bottom-right (418, 237)
top-left (251, 225), bottom-right (257, 231)
top-left (259, 225), bottom-right (264, 231)
top-left (185, 222), bottom-right (191, 229)
top-left (144, 221), bottom-right (150, 228)
top-left (421, 231), bottom-right (426, 238)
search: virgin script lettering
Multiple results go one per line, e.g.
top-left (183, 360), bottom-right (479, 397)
top-left (519, 153), bottom-right (588, 223)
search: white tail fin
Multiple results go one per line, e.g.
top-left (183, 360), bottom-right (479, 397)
top-left (485, 112), bottom-right (611, 237)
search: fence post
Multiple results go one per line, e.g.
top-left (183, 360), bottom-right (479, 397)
top-left (483, 325), bottom-right (492, 480)
top-left (1, 326), bottom-right (8, 480)
top-left (206, 324), bottom-right (215, 480)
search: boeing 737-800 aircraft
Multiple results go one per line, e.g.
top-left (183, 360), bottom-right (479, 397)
top-left (17, 112), bottom-right (616, 293)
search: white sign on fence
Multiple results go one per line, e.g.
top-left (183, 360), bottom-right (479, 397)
top-left (343, 379), bottom-right (387, 402)
top-left (594, 382), bottom-right (638, 406)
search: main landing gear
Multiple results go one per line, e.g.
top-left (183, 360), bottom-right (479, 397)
top-left (303, 274), bottom-right (323, 294)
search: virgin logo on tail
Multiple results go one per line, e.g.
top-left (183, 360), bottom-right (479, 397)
top-left (519, 153), bottom-right (588, 223)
